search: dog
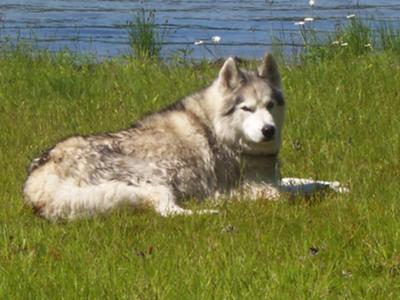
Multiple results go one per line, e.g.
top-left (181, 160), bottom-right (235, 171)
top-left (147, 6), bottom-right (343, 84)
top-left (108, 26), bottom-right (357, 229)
top-left (23, 53), bottom-right (347, 220)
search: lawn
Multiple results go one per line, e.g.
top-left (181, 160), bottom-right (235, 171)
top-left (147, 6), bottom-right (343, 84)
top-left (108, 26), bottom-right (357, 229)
top-left (0, 48), bottom-right (399, 299)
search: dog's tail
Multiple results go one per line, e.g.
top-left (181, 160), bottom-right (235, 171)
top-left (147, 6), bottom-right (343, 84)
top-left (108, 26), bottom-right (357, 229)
top-left (23, 163), bottom-right (145, 220)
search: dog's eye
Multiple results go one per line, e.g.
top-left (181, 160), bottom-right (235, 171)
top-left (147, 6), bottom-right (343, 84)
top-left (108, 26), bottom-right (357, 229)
top-left (266, 102), bottom-right (274, 110)
top-left (234, 96), bottom-right (244, 105)
top-left (241, 106), bottom-right (254, 112)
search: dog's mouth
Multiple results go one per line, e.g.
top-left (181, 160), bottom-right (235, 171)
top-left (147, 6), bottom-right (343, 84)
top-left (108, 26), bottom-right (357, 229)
top-left (255, 135), bottom-right (276, 144)
top-left (240, 138), bottom-right (279, 155)
top-left (261, 137), bottom-right (274, 143)
top-left (242, 138), bottom-right (274, 147)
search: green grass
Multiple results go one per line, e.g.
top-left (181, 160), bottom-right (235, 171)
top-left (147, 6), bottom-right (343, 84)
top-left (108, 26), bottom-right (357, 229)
top-left (1, 44), bottom-right (400, 299)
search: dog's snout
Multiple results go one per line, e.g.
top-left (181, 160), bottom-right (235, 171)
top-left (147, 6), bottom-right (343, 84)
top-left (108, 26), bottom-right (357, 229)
top-left (261, 125), bottom-right (275, 141)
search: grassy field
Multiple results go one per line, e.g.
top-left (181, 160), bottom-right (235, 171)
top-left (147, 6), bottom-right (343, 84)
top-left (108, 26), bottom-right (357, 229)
top-left (0, 45), bottom-right (400, 299)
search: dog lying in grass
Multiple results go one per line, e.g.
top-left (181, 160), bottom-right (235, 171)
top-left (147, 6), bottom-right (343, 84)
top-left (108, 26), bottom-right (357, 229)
top-left (23, 53), bottom-right (347, 220)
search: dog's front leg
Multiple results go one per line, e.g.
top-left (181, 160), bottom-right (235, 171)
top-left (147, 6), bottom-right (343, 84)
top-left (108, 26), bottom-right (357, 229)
top-left (142, 185), bottom-right (218, 216)
top-left (233, 182), bottom-right (281, 201)
top-left (279, 177), bottom-right (349, 197)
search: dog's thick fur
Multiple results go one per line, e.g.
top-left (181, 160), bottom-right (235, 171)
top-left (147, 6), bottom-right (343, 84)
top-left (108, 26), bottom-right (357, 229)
top-left (23, 53), bottom-right (346, 220)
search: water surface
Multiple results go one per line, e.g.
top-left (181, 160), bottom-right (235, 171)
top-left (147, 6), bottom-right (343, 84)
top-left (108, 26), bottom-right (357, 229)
top-left (1, 0), bottom-right (400, 58)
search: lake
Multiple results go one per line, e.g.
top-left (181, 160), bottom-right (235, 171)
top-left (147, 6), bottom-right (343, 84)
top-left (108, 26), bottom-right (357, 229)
top-left (1, 0), bottom-right (400, 59)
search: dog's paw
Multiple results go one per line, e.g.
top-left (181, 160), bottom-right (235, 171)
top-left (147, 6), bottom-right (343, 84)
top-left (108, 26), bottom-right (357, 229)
top-left (306, 179), bottom-right (350, 194)
top-left (196, 209), bottom-right (219, 215)
top-left (279, 177), bottom-right (350, 195)
top-left (324, 181), bottom-right (350, 193)
top-left (160, 208), bottom-right (219, 217)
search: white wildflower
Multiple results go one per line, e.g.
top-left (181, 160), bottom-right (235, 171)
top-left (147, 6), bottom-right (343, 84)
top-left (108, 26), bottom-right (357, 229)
top-left (211, 36), bottom-right (221, 43)
top-left (341, 42), bottom-right (348, 47)
top-left (194, 40), bottom-right (204, 45)
top-left (364, 43), bottom-right (372, 48)
top-left (332, 41), bottom-right (340, 45)
top-left (341, 270), bottom-right (353, 278)
top-left (309, 0), bottom-right (315, 7)
top-left (304, 17), bottom-right (314, 22)
top-left (294, 21), bottom-right (305, 26)
top-left (346, 14), bottom-right (356, 19)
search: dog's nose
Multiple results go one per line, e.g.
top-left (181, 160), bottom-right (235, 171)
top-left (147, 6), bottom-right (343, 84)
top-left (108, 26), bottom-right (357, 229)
top-left (261, 125), bottom-right (275, 141)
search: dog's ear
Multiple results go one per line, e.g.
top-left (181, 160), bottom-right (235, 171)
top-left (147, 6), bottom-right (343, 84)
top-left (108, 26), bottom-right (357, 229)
top-left (218, 57), bottom-right (244, 90)
top-left (258, 53), bottom-right (281, 87)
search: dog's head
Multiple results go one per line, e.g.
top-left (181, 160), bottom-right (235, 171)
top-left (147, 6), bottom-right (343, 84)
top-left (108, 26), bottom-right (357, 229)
top-left (212, 53), bottom-right (285, 155)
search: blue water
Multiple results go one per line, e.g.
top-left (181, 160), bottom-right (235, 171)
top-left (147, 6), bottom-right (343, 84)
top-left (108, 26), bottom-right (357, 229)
top-left (1, 0), bottom-right (400, 59)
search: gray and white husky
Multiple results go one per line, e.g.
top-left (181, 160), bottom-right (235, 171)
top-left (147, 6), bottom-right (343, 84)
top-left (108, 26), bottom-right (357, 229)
top-left (23, 53), bottom-right (347, 220)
